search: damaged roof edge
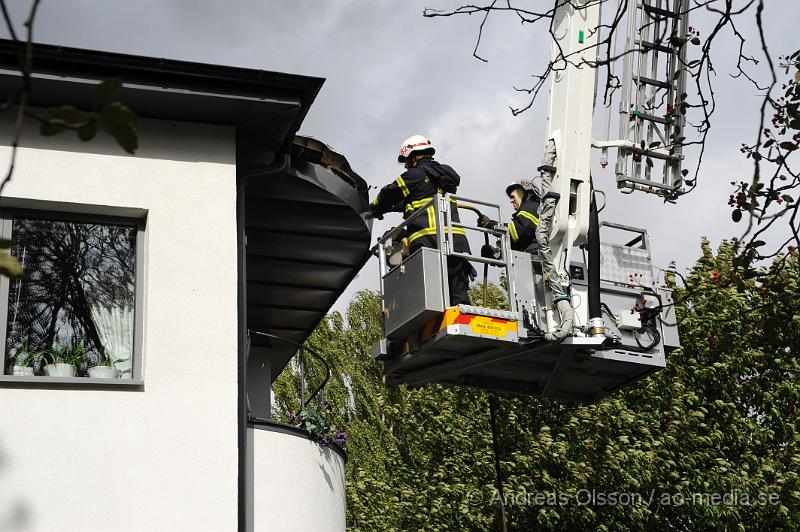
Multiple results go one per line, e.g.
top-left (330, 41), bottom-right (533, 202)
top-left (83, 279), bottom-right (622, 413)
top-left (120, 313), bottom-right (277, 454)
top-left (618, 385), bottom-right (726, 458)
top-left (291, 136), bottom-right (369, 199)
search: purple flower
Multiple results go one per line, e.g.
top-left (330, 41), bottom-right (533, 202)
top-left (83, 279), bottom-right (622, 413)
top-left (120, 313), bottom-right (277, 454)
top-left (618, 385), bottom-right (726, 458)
top-left (319, 436), bottom-right (331, 446)
top-left (335, 429), bottom-right (347, 447)
top-left (288, 412), bottom-right (301, 423)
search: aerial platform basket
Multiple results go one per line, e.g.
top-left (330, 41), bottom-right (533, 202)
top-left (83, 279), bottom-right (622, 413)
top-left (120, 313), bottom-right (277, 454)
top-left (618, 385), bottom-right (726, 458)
top-left (372, 195), bottom-right (678, 403)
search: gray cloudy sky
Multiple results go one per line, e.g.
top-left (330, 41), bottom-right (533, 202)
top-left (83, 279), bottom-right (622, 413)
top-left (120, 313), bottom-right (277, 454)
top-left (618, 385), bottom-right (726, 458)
top-left (2, 1), bottom-right (796, 312)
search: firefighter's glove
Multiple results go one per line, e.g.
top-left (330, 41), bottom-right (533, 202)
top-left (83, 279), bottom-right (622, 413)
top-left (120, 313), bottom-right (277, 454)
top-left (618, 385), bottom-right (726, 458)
top-left (477, 214), bottom-right (498, 229)
top-left (481, 244), bottom-right (501, 261)
top-left (368, 204), bottom-right (384, 220)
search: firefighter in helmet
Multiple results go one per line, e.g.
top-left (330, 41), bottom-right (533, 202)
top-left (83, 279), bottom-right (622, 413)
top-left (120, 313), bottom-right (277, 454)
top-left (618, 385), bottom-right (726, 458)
top-left (477, 179), bottom-right (541, 255)
top-left (370, 134), bottom-right (474, 306)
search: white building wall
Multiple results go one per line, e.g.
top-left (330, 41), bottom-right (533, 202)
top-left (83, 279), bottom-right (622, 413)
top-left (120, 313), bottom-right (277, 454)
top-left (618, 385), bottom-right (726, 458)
top-left (0, 116), bottom-right (240, 532)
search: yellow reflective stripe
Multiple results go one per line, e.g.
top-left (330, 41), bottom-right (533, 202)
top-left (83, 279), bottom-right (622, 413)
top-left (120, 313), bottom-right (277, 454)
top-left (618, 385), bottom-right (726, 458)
top-left (408, 229), bottom-right (435, 243)
top-left (403, 196), bottom-right (456, 212)
top-left (507, 221), bottom-right (519, 241)
top-left (427, 206), bottom-right (435, 230)
top-left (518, 210), bottom-right (539, 224)
top-left (371, 198), bottom-right (379, 206)
top-left (404, 196), bottom-right (435, 212)
top-left (395, 176), bottom-right (410, 197)
top-left (408, 226), bottom-right (466, 244)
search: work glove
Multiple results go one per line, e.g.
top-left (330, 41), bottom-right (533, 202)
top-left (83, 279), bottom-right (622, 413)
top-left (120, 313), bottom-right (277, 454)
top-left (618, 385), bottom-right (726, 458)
top-left (368, 204), bottom-right (384, 220)
top-left (467, 263), bottom-right (478, 281)
top-left (477, 214), bottom-right (498, 229)
top-left (480, 244), bottom-right (501, 260)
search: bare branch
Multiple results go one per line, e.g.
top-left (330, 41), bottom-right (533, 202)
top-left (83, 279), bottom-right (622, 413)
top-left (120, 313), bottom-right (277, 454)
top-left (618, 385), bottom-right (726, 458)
top-left (0, 0), bottom-right (18, 41)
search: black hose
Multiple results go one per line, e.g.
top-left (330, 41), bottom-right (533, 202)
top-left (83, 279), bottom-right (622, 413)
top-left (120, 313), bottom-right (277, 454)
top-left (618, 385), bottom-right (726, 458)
top-left (634, 323), bottom-right (661, 351)
top-left (588, 188), bottom-right (602, 322)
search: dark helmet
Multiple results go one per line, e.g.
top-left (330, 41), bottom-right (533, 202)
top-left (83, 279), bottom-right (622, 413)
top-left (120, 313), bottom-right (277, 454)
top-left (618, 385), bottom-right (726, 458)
top-left (505, 179), bottom-right (539, 200)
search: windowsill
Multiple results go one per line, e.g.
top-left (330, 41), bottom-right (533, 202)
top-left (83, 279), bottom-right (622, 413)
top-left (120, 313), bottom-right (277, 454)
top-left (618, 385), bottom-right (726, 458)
top-left (0, 375), bottom-right (144, 388)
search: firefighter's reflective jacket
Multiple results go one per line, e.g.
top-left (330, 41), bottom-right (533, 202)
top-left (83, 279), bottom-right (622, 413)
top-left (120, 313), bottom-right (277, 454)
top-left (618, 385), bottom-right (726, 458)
top-left (371, 158), bottom-right (471, 254)
top-left (508, 198), bottom-right (540, 254)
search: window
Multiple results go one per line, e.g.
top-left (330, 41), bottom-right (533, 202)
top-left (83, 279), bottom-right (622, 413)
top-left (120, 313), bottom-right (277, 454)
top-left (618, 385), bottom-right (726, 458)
top-left (0, 209), bottom-right (144, 382)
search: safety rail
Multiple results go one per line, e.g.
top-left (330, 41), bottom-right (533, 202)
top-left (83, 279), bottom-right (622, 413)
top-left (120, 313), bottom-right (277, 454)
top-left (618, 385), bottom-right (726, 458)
top-left (248, 330), bottom-right (331, 416)
top-left (372, 198), bottom-right (435, 269)
top-left (373, 193), bottom-right (520, 315)
top-left (443, 194), bottom-right (517, 312)
top-left (600, 221), bottom-right (650, 250)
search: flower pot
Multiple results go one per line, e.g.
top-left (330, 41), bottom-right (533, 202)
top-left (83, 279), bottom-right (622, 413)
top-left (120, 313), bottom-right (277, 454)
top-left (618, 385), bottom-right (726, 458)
top-left (44, 363), bottom-right (76, 377)
top-left (11, 365), bottom-right (34, 376)
top-left (88, 366), bottom-right (119, 379)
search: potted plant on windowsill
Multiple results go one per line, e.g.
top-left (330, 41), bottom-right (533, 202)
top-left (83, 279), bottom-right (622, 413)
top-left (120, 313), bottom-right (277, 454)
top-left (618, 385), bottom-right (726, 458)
top-left (9, 341), bottom-right (44, 376)
top-left (44, 341), bottom-right (86, 378)
top-left (87, 350), bottom-right (120, 379)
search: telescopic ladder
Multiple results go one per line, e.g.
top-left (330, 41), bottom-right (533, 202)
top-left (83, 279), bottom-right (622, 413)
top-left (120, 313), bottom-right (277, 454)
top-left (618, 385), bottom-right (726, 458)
top-left (599, 0), bottom-right (690, 196)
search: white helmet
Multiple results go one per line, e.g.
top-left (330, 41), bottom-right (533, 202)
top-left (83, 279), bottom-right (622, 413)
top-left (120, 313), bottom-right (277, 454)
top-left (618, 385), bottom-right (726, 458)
top-left (505, 179), bottom-right (540, 198)
top-left (397, 134), bottom-right (435, 163)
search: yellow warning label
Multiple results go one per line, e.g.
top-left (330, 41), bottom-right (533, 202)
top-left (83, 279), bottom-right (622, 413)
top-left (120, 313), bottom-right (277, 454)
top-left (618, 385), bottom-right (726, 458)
top-left (470, 318), bottom-right (506, 337)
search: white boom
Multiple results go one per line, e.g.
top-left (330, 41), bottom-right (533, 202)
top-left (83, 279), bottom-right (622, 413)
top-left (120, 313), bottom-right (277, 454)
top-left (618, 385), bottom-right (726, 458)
top-left (538, 0), bottom-right (687, 337)
top-left (536, 0), bottom-right (601, 337)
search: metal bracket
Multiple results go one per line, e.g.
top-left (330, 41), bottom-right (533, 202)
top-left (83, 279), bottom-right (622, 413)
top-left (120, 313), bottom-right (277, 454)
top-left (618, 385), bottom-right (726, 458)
top-left (371, 339), bottom-right (389, 360)
top-left (407, 333), bottom-right (420, 354)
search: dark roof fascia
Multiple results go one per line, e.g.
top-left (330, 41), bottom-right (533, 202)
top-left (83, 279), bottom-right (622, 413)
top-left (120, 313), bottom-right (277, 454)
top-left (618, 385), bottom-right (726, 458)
top-left (0, 39), bottom-right (325, 152)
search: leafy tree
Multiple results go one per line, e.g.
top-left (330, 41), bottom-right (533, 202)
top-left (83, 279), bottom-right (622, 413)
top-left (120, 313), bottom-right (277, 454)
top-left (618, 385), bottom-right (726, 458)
top-left (275, 239), bottom-right (798, 530)
top-left (274, 291), bottom-right (499, 530)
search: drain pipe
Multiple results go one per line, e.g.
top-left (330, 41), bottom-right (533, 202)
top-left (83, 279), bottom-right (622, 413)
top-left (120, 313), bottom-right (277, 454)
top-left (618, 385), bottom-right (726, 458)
top-left (237, 152), bottom-right (290, 532)
top-left (587, 186), bottom-right (605, 337)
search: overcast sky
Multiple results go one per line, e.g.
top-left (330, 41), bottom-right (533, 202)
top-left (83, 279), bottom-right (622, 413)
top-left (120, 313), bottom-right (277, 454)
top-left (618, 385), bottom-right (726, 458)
top-left (1, 1), bottom-right (795, 313)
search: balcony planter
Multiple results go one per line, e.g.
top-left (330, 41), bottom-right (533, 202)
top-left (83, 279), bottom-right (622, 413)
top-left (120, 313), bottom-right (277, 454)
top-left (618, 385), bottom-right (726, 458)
top-left (11, 365), bottom-right (34, 376)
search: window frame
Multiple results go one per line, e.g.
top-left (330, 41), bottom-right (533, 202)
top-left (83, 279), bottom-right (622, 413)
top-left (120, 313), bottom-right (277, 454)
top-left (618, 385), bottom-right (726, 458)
top-left (0, 205), bottom-right (146, 387)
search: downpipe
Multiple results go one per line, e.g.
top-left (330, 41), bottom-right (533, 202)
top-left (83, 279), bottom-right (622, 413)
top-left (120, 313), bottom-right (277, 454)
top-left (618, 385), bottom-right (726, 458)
top-left (236, 152), bottom-right (290, 531)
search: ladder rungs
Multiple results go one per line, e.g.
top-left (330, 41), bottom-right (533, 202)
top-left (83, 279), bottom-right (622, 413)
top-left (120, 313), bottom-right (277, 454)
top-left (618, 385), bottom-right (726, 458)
top-left (634, 76), bottom-right (671, 90)
top-left (631, 111), bottom-right (673, 125)
top-left (619, 181), bottom-right (680, 197)
top-left (617, 174), bottom-right (680, 191)
top-left (641, 2), bottom-right (679, 19)
top-left (641, 40), bottom-right (674, 54)
top-left (630, 147), bottom-right (682, 161)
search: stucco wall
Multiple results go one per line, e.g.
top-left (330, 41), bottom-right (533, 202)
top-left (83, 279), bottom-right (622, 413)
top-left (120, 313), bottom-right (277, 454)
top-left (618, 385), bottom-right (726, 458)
top-left (0, 116), bottom-right (239, 531)
top-left (246, 425), bottom-right (346, 532)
